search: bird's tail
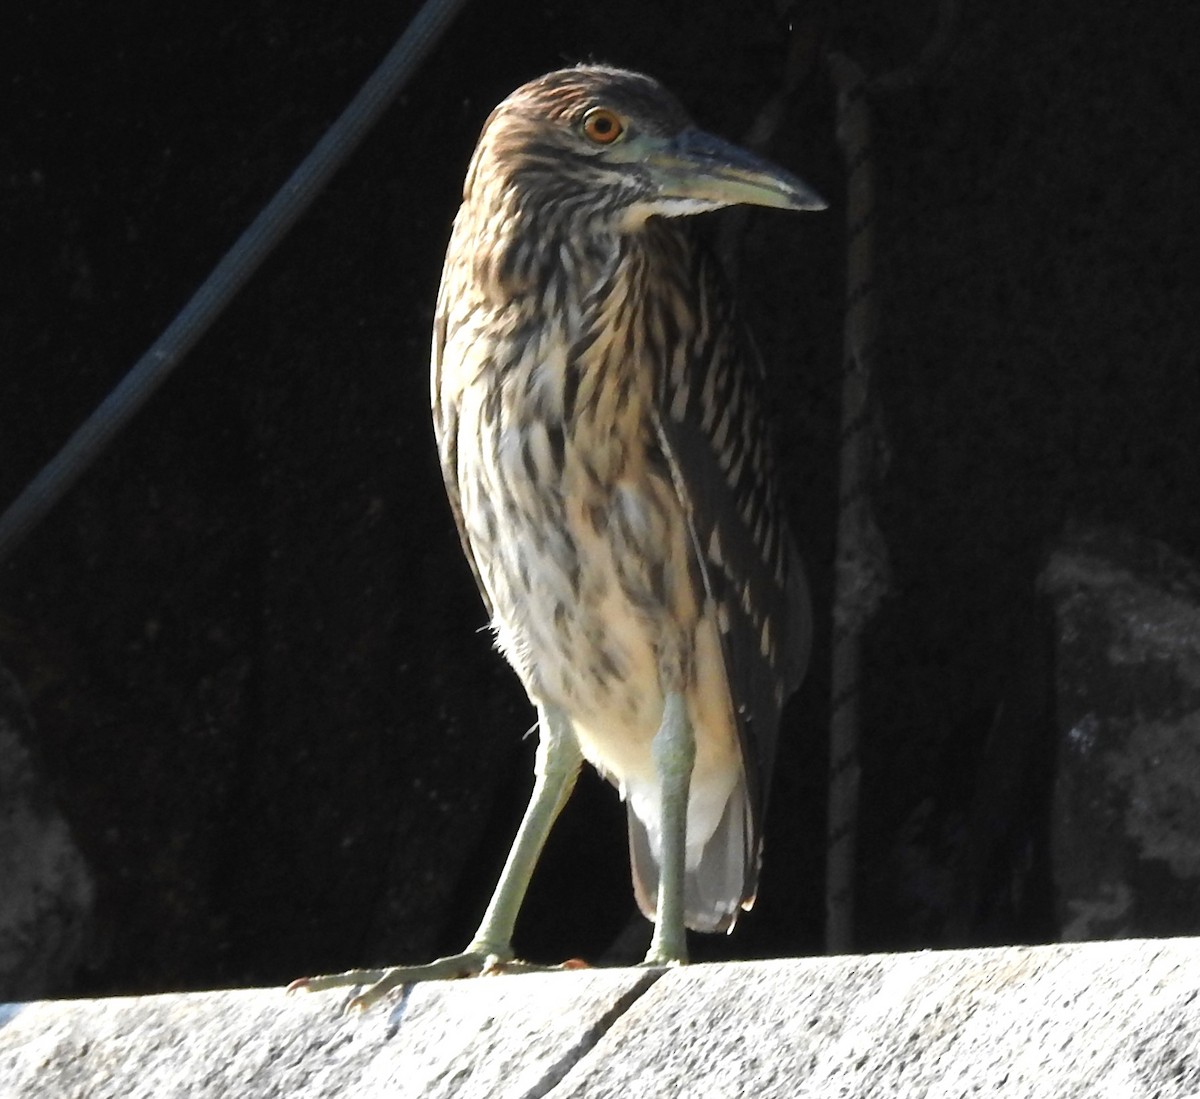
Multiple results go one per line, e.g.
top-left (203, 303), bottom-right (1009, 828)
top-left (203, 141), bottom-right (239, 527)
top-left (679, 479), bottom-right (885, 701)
top-left (626, 776), bottom-right (755, 934)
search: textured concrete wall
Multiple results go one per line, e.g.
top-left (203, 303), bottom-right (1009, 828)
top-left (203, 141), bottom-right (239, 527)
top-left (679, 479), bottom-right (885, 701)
top-left (3, 939), bottom-right (1199, 1097)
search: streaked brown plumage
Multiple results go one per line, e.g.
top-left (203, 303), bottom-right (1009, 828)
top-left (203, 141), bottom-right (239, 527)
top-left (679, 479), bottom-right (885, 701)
top-left (292, 65), bottom-right (822, 1007)
top-left (433, 65), bottom-right (818, 931)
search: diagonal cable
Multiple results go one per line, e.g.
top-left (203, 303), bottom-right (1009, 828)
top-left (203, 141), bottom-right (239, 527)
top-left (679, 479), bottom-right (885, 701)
top-left (0, 0), bottom-right (471, 565)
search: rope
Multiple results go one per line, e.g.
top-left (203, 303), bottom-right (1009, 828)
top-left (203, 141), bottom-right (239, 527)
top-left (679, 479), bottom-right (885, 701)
top-left (0, 0), bottom-right (471, 565)
top-left (718, 20), bottom-right (907, 953)
top-left (824, 49), bottom-right (892, 954)
top-left (821, 0), bottom-right (959, 954)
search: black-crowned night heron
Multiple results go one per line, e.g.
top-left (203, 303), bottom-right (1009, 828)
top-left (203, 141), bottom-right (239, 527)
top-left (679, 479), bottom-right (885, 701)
top-left (294, 64), bottom-right (822, 1010)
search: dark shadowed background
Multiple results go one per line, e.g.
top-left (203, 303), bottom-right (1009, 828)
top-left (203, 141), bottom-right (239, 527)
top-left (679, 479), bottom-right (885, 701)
top-left (2, 0), bottom-right (1196, 996)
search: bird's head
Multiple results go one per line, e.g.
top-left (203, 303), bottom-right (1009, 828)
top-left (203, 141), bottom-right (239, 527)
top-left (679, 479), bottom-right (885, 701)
top-left (464, 66), bottom-right (826, 234)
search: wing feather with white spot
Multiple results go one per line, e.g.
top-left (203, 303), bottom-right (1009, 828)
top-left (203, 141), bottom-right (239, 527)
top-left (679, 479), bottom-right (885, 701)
top-left (649, 222), bottom-right (812, 880)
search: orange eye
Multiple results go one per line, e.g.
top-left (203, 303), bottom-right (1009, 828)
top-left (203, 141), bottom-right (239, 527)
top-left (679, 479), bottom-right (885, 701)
top-left (581, 107), bottom-right (624, 145)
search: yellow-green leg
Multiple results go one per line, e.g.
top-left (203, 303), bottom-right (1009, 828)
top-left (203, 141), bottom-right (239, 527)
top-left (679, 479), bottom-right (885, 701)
top-left (642, 690), bottom-right (694, 966)
top-left (289, 703), bottom-right (583, 1011)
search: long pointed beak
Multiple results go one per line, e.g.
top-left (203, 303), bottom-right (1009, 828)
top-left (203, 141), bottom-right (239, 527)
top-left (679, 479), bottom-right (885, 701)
top-left (643, 128), bottom-right (826, 213)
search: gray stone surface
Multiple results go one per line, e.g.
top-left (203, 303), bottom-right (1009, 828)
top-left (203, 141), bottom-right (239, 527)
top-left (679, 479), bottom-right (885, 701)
top-left (0, 968), bottom-right (655, 1099)
top-left (1042, 525), bottom-right (1200, 941)
top-left (0, 664), bottom-right (94, 1002)
top-left (557, 940), bottom-right (1200, 1098)
top-left (3, 939), bottom-right (1199, 1098)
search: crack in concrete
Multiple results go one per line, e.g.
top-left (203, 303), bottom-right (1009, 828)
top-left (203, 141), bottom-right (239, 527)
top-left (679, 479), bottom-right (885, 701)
top-left (516, 969), bottom-right (665, 1099)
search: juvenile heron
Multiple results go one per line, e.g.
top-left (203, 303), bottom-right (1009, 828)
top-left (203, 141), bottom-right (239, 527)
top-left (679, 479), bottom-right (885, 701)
top-left (295, 65), bottom-right (822, 1009)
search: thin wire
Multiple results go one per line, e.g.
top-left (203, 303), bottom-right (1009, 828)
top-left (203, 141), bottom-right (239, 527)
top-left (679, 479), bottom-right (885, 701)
top-left (0, 0), bottom-right (471, 565)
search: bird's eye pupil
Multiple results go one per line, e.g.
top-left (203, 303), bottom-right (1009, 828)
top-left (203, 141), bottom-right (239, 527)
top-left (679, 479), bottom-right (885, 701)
top-left (582, 108), bottom-right (624, 145)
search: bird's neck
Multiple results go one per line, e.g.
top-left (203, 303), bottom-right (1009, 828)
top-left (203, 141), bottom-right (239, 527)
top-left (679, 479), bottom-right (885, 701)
top-left (462, 186), bottom-right (701, 444)
top-left (503, 216), bottom-right (695, 473)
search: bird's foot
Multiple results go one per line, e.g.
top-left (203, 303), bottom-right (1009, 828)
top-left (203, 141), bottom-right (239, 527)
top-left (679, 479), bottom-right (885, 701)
top-left (287, 947), bottom-right (587, 1013)
top-left (638, 949), bottom-right (687, 970)
top-left (639, 927), bottom-right (688, 968)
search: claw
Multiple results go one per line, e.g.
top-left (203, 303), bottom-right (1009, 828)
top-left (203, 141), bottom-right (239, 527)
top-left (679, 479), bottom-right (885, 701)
top-left (289, 950), bottom-right (506, 1012)
top-left (286, 948), bottom-right (592, 1011)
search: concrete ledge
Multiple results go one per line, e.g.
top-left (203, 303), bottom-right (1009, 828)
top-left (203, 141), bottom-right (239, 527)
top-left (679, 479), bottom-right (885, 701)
top-left (2, 938), bottom-right (1198, 1097)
